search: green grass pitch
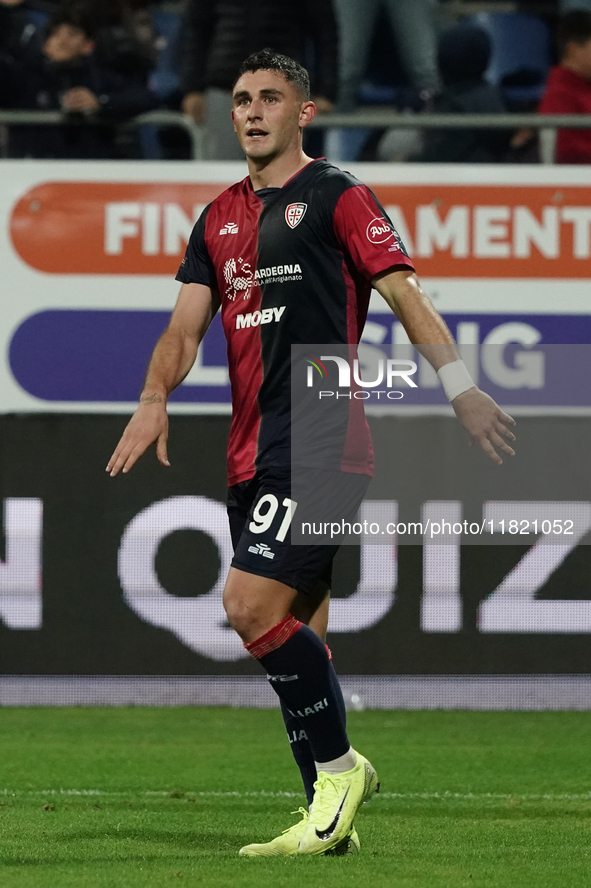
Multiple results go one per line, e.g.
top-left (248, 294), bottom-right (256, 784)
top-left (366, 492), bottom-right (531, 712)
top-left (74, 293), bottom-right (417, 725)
top-left (0, 707), bottom-right (590, 887)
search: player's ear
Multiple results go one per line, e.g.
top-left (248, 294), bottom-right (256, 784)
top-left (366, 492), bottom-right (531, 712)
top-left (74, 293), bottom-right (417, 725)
top-left (299, 101), bottom-right (316, 129)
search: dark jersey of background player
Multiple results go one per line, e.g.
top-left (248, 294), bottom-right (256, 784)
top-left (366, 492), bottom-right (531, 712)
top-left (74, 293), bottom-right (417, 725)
top-left (176, 157), bottom-right (414, 485)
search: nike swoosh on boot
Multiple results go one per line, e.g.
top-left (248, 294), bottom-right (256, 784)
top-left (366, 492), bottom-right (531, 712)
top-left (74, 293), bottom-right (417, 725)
top-left (314, 788), bottom-right (349, 841)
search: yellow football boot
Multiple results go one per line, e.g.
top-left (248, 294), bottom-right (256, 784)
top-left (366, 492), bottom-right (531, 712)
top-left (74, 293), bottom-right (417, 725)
top-left (297, 751), bottom-right (379, 855)
top-left (239, 807), bottom-right (360, 857)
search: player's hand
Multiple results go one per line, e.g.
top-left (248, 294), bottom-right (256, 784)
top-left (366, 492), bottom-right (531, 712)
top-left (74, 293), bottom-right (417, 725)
top-left (182, 92), bottom-right (205, 122)
top-left (452, 387), bottom-right (516, 465)
top-left (106, 398), bottom-right (170, 476)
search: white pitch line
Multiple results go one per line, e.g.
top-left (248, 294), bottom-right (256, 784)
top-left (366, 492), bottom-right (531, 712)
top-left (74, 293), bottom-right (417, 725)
top-left (1, 789), bottom-right (590, 801)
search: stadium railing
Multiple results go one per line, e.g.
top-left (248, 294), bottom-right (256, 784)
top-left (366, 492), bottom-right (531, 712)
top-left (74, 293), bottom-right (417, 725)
top-left (2, 110), bottom-right (591, 162)
top-left (0, 110), bottom-right (205, 161)
top-left (307, 112), bottom-right (591, 164)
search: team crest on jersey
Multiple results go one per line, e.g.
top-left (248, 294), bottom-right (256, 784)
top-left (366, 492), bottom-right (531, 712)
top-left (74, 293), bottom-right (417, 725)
top-left (223, 256), bottom-right (254, 301)
top-left (285, 202), bottom-right (307, 229)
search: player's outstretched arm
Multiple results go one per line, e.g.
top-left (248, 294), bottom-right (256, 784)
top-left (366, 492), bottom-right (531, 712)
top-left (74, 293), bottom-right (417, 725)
top-left (372, 268), bottom-right (516, 465)
top-left (107, 283), bottom-right (220, 476)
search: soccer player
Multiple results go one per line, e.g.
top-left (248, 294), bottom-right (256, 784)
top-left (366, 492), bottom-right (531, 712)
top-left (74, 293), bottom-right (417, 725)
top-left (107, 49), bottom-right (516, 856)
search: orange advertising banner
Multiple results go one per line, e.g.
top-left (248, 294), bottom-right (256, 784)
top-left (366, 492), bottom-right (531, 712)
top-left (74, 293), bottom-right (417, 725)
top-left (9, 180), bottom-right (591, 277)
top-left (10, 182), bottom-right (226, 275)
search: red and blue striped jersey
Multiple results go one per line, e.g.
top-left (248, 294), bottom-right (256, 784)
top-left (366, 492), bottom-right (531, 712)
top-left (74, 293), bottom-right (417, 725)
top-left (176, 159), bottom-right (414, 485)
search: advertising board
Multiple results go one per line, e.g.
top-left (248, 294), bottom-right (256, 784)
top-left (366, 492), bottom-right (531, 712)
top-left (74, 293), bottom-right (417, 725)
top-left (1, 162), bottom-right (591, 700)
top-left (2, 414), bottom-right (591, 678)
top-left (3, 162), bottom-right (591, 413)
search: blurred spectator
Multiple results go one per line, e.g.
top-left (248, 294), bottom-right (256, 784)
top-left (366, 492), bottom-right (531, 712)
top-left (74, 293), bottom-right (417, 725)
top-left (65, 0), bottom-right (158, 82)
top-left (0, 0), bottom-right (38, 107)
top-left (560, 1), bottom-right (591, 10)
top-left (538, 10), bottom-right (591, 163)
top-left (334, 0), bottom-right (440, 112)
top-left (3, 7), bottom-right (158, 158)
top-left (378, 24), bottom-right (509, 163)
top-left (0, 0), bottom-right (40, 57)
top-left (180, 0), bottom-right (338, 160)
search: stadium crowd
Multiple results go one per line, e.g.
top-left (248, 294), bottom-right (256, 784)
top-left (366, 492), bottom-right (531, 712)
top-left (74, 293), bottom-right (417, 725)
top-left (1, 0), bottom-right (591, 161)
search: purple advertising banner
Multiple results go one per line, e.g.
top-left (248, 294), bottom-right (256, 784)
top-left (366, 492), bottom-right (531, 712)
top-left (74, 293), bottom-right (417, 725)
top-left (9, 310), bottom-right (591, 407)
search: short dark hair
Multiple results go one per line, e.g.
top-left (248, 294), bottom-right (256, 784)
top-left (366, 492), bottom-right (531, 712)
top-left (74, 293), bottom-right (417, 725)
top-left (557, 10), bottom-right (591, 60)
top-left (234, 49), bottom-right (310, 100)
top-left (46, 7), bottom-right (95, 41)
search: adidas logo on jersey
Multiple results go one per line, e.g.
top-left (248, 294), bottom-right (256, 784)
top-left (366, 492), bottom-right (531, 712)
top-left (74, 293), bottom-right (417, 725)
top-left (247, 542), bottom-right (275, 559)
top-left (236, 305), bottom-right (286, 329)
top-left (219, 222), bottom-right (239, 235)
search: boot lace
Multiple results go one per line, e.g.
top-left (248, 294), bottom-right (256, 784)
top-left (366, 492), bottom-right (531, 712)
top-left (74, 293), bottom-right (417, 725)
top-left (309, 773), bottom-right (341, 824)
top-left (282, 807), bottom-right (309, 835)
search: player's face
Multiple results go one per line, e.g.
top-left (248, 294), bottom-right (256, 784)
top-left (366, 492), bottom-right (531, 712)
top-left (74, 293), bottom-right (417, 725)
top-left (232, 70), bottom-right (313, 160)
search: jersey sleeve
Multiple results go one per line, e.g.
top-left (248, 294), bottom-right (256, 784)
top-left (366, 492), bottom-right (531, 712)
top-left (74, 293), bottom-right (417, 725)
top-left (332, 184), bottom-right (414, 280)
top-left (175, 203), bottom-right (217, 288)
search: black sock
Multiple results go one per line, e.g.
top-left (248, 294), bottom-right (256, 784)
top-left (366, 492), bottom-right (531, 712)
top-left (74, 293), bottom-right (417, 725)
top-left (246, 616), bottom-right (351, 763)
top-left (280, 653), bottom-right (348, 804)
top-left (280, 701), bottom-right (317, 805)
top-left (328, 656), bottom-right (347, 730)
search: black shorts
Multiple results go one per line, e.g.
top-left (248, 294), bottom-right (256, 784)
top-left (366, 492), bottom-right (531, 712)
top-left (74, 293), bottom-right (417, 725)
top-left (227, 467), bottom-right (370, 595)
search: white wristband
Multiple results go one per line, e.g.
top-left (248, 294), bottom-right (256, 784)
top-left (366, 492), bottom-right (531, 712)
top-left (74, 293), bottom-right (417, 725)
top-left (437, 360), bottom-right (475, 402)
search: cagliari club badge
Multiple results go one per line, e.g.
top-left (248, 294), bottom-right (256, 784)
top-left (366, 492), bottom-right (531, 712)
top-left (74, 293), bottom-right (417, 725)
top-left (285, 202), bottom-right (307, 229)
